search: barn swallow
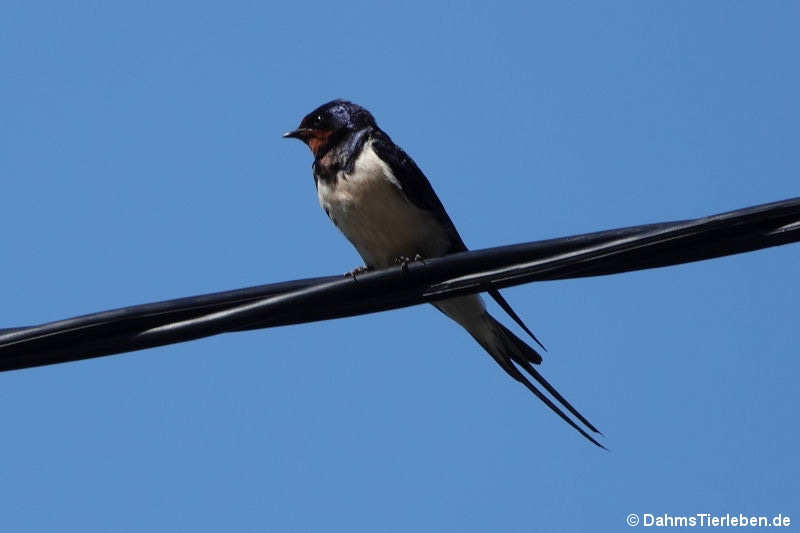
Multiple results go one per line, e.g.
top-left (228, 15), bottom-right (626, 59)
top-left (285, 100), bottom-right (603, 448)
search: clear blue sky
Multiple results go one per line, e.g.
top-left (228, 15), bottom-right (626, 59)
top-left (2, 2), bottom-right (798, 531)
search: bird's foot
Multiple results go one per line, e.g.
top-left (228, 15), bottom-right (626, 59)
top-left (344, 265), bottom-right (372, 279)
top-left (394, 254), bottom-right (424, 273)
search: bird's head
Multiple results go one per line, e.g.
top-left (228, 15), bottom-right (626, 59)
top-left (283, 100), bottom-right (375, 156)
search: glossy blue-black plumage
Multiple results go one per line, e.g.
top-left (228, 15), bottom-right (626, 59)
top-left (287, 100), bottom-right (603, 448)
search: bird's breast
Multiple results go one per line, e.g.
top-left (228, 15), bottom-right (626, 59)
top-left (316, 141), bottom-right (451, 268)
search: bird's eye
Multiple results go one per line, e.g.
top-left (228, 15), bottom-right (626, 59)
top-left (316, 115), bottom-right (323, 125)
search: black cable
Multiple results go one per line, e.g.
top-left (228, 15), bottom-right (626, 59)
top-left (1, 197), bottom-right (798, 372)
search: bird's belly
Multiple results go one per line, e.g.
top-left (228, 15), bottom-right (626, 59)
top-left (317, 163), bottom-right (450, 268)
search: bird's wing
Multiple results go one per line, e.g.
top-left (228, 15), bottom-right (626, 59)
top-left (371, 129), bottom-right (468, 253)
top-left (371, 129), bottom-right (544, 348)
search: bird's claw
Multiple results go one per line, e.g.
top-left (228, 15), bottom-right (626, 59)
top-left (344, 265), bottom-right (371, 278)
top-left (394, 254), bottom-right (424, 273)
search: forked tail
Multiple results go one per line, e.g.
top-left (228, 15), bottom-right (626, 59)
top-left (472, 313), bottom-right (605, 449)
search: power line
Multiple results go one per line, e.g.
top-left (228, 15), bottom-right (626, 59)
top-left (2, 197), bottom-right (798, 372)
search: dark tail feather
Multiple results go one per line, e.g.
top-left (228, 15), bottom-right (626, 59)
top-left (476, 314), bottom-right (605, 449)
top-left (514, 358), bottom-right (602, 434)
top-left (492, 316), bottom-right (543, 365)
top-left (492, 316), bottom-right (601, 434)
top-left (489, 289), bottom-right (547, 352)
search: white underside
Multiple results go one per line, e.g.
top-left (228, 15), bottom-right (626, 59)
top-left (316, 139), bottom-right (488, 335)
top-left (316, 140), bottom-right (452, 269)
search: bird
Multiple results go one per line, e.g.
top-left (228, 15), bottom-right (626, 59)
top-left (284, 99), bottom-right (604, 448)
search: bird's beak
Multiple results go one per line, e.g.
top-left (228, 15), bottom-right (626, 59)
top-left (283, 128), bottom-right (312, 140)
